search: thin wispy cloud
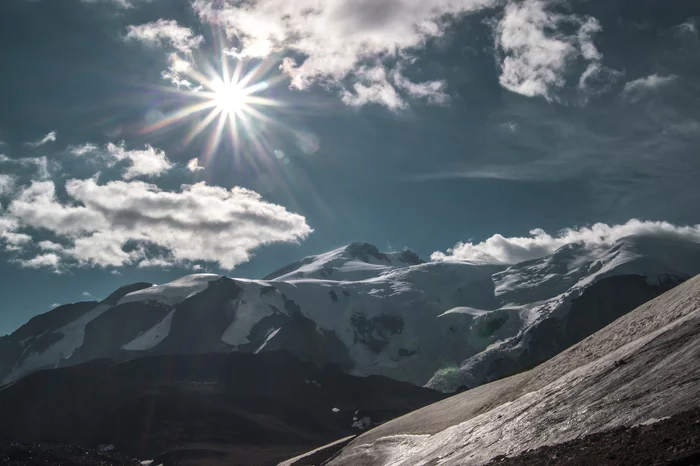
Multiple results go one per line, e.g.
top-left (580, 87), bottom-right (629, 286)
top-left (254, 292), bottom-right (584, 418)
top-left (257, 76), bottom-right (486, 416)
top-left (68, 143), bottom-right (99, 156)
top-left (622, 74), bottom-right (678, 100)
top-left (26, 131), bottom-right (57, 148)
top-left (0, 174), bottom-right (15, 196)
top-left (81, 0), bottom-right (152, 10)
top-left (0, 155), bottom-right (54, 180)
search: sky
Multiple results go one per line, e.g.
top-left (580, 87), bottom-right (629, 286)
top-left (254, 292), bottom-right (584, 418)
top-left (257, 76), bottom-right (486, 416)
top-left (1, 0), bottom-right (700, 334)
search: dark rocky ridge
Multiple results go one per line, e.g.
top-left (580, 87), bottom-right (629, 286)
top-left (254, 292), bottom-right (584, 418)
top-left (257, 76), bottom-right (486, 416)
top-left (0, 351), bottom-right (443, 465)
top-left (0, 443), bottom-right (141, 466)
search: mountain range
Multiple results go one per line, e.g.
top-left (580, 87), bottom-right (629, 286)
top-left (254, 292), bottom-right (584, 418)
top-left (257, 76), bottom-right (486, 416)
top-left (2, 235), bottom-right (700, 393)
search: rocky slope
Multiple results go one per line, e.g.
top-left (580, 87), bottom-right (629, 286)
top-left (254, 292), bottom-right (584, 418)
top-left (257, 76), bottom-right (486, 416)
top-left (322, 274), bottom-right (700, 465)
top-left (2, 237), bottom-right (699, 390)
top-left (0, 351), bottom-right (443, 465)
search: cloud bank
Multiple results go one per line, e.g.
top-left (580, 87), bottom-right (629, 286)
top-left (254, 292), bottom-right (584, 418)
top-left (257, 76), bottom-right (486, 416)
top-left (432, 219), bottom-right (700, 264)
top-left (192, 0), bottom-right (496, 108)
top-left (0, 179), bottom-right (312, 270)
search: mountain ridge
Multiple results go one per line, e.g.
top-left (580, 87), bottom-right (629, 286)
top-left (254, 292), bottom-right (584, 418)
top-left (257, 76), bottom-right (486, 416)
top-left (2, 235), bottom-right (700, 391)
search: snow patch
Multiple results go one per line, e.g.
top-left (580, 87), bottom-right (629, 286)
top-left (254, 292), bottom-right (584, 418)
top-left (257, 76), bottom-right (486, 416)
top-left (3, 304), bottom-right (112, 384)
top-left (122, 308), bottom-right (175, 351)
top-left (118, 274), bottom-right (221, 306)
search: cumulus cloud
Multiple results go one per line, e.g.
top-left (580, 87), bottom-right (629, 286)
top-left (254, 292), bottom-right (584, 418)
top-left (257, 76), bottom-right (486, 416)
top-left (26, 131), bottom-right (57, 148)
top-left (432, 219), bottom-right (700, 264)
top-left (0, 178), bottom-right (311, 270)
top-left (17, 253), bottom-right (61, 270)
top-left (126, 19), bottom-right (203, 56)
top-left (622, 74), bottom-right (678, 100)
top-left (0, 216), bottom-right (32, 251)
top-left (494, 0), bottom-right (610, 100)
top-left (106, 143), bottom-right (172, 179)
top-left (67, 142), bottom-right (172, 179)
top-left (192, 0), bottom-right (497, 108)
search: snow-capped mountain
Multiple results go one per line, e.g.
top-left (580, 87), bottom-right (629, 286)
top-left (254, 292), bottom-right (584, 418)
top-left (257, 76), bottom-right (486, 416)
top-left (2, 237), bottom-right (699, 389)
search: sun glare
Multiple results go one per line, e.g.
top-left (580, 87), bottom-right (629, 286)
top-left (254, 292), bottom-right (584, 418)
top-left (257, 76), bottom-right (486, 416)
top-left (142, 54), bottom-right (283, 164)
top-left (212, 79), bottom-right (246, 115)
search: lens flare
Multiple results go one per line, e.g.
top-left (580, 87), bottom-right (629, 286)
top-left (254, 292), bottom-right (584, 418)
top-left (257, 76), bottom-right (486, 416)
top-left (141, 54), bottom-right (284, 164)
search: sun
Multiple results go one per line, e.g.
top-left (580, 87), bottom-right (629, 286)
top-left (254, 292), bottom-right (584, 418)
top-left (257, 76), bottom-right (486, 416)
top-left (212, 79), bottom-right (247, 115)
top-left (141, 54), bottom-right (284, 164)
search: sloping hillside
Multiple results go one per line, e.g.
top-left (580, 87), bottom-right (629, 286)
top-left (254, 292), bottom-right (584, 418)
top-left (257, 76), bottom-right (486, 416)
top-left (325, 274), bottom-right (700, 465)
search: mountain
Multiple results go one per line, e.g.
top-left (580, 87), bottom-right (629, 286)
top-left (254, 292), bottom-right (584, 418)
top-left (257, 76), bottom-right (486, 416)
top-left (0, 351), bottom-right (443, 465)
top-left (321, 272), bottom-right (700, 466)
top-left (2, 237), bottom-right (700, 390)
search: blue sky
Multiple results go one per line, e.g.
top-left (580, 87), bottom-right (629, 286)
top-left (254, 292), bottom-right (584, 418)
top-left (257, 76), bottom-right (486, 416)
top-left (1, 0), bottom-right (700, 334)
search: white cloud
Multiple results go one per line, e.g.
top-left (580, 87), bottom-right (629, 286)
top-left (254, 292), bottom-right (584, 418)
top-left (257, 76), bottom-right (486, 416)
top-left (622, 74), bottom-right (678, 100)
top-left (0, 216), bottom-right (32, 250)
top-left (0, 178), bottom-right (311, 270)
top-left (126, 19), bottom-right (204, 56)
top-left (339, 66), bottom-right (408, 110)
top-left (17, 253), bottom-right (61, 270)
top-left (494, 0), bottom-right (607, 100)
top-left (126, 20), bottom-right (204, 88)
top-left (393, 71), bottom-right (450, 106)
top-left (27, 131), bottom-right (57, 148)
top-left (676, 18), bottom-right (698, 35)
top-left (432, 219), bottom-right (700, 264)
top-left (106, 143), bottom-right (172, 179)
top-left (192, 0), bottom-right (497, 108)
top-left (0, 174), bottom-right (15, 196)
top-left (67, 142), bottom-right (169, 178)
top-left (69, 143), bottom-right (99, 156)
top-left (186, 157), bottom-right (204, 172)
top-left (81, 0), bottom-right (151, 8)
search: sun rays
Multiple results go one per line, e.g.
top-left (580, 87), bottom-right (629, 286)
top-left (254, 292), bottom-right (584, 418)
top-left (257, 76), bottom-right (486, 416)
top-left (141, 53), bottom-right (285, 164)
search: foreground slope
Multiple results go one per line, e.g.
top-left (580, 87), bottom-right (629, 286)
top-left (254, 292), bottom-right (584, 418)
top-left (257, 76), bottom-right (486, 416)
top-left (325, 274), bottom-right (700, 465)
top-left (0, 351), bottom-right (443, 465)
top-left (2, 237), bottom-right (699, 389)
